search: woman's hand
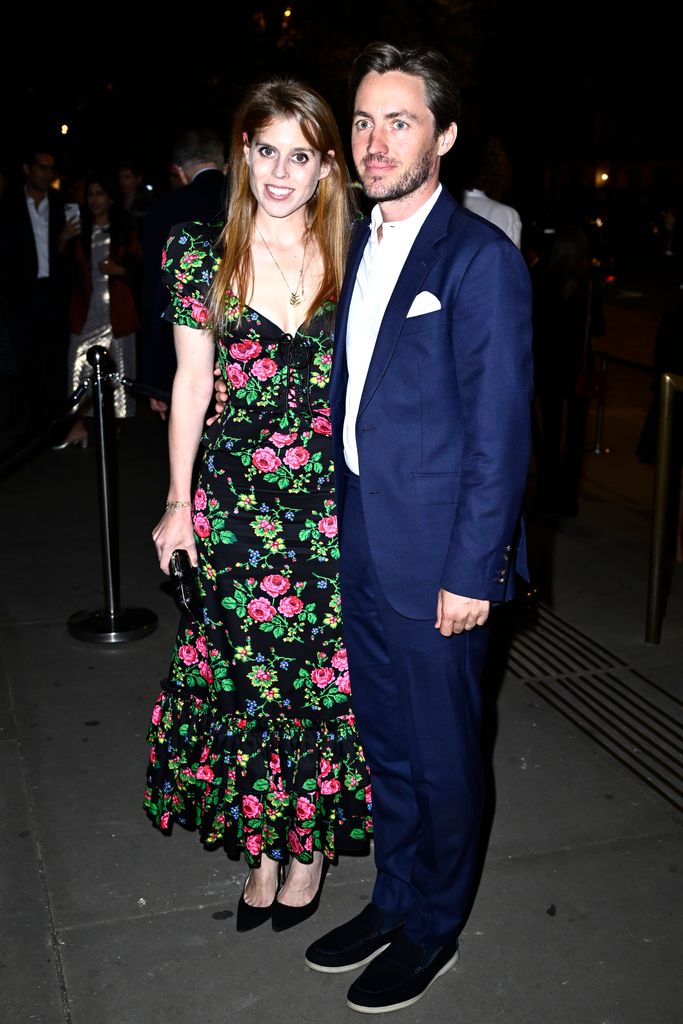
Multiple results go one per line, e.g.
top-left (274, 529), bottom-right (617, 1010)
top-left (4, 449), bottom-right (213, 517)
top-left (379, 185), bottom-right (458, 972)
top-left (152, 507), bottom-right (197, 575)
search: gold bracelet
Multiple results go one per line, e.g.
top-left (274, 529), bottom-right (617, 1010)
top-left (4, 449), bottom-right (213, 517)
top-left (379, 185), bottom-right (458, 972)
top-left (165, 500), bottom-right (192, 511)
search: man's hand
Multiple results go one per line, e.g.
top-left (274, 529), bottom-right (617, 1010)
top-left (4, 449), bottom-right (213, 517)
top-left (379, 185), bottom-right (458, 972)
top-left (150, 397), bottom-right (169, 420)
top-left (435, 589), bottom-right (490, 637)
top-left (207, 363), bottom-right (227, 427)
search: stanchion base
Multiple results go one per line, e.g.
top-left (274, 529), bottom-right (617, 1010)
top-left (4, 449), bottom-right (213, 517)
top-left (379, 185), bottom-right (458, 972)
top-left (67, 607), bottom-right (158, 644)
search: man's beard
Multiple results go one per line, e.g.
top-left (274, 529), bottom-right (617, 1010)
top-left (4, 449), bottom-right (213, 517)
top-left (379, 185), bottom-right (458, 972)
top-left (360, 148), bottom-right (433, 202)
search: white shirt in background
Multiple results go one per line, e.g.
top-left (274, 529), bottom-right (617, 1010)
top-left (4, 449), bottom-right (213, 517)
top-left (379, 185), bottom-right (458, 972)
top-left (25, 187), bottom-right (51, 278)
top-left (461, 188), bottom-right (522, 248)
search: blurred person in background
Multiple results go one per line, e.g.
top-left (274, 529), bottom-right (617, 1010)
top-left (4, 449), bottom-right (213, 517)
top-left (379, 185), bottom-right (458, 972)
top-left (531, 221), bottom-right (605, 516)
top-left (456, 132), bottom-right (522, 248)
top-left (141, 127), bottom-right (227, 419)
top-left (116, 158), bottom-right (154, 234)
top-left (55, 171), bottom-right (142, 448)
top-left (0, 145), bottom-right (78, 447)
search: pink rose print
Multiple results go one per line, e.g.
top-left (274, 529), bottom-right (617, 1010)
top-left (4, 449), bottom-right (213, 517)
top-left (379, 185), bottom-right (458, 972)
top-left (260, 574), bottom-right (290, 597)
top-left (160, 811), bottom-right (170, 829)
top-left (226, 363), bottom-right (248, 388)
top-left (195, 765), bottom-right (215, 781)
top-left (331, 648), bottom-right (348, 671)
top-left (284, 446), bottom-right (310, 469)
top-left (311, 667), bottom-right (334, 688)
top-left (247, 597), bottom-right (276, 622)
top-left (319, 758), bottom-right (332, 778)
top-left (311, 415), bottom-right (332, 436)
top-left (252, 448), bottom-right (282, 473)
top-left (196, 635), bottom-right (208, 657)
top-left (270, 432), bottom-right (297, 447)
top-left (193, 488), bottom-right (207, 511)
top-left (199, 661), bottom-right (214, 683)
top-left (317, 515), bottom-right (338, 537)
top-left (149, 747), bottom-right (157, 765)
top-left (178, 644), bottom-right (198, 665)
top-left (270, 753), bottom-right (281, 773)
top-left (190, 299), bottom-right (210, 324)
top-left (245, 833), bottom-right (262, 856)
top-left (193, 512), bottom-right (210, 538)
top-left (242, 794), bottom-right (264, 818)
top-left (336, 672), bottom-right (351, 694)
top-left (229, 339), bottom-right (261, 361)
top-left (151, 704), bottom-right (162, 725)
top-left (321, 778), bottom-right (341, 795)
top-left (289, 830), bottom-right (304, 855)
top-left (251, 357), bottom-right (278, 380)
top-left (295, 796), bottom-right (316, 821)
top-left (161, 250), bottom-right (168, 268)
top-left (278, 595), bottom-right (304, 618)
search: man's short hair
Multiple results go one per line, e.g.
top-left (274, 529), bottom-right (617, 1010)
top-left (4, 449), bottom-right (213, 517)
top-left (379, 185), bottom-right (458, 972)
top-left (172, 128), bottom-right (225, 171)
top-left (349, 41), bottom-right (460, 134)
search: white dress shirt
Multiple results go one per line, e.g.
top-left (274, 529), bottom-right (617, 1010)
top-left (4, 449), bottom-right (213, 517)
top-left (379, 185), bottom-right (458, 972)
top-left (25, 187), bottom-right (51, 278)
top-left (343, 185), bottom-right (442, 475)
top-left (461, 188), bottom-right (522, 248)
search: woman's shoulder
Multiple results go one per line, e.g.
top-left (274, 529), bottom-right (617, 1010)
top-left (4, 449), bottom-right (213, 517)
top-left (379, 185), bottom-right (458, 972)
top-left (161, 222), bottom-right (222, 328)
top-left (163, 221), bottom-right (221, 264)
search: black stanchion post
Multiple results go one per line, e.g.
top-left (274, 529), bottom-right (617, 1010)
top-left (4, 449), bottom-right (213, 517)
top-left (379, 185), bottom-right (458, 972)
top-left (68, 345), bottom-right (157, 644)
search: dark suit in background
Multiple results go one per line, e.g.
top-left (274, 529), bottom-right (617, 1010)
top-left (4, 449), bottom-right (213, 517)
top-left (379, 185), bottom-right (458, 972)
top-left (0, 181), bottom-right (71, 441)
top-left (141, 159), bottom-right (226, 403)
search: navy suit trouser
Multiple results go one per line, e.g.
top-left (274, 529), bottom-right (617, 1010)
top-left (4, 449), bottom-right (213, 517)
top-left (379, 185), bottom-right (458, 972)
top-left (340, 473), bottom-right (489, 945)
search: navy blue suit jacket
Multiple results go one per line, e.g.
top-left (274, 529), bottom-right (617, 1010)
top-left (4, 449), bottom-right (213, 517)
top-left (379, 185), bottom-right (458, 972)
top-left (330, 187), bottom-right (534, 619)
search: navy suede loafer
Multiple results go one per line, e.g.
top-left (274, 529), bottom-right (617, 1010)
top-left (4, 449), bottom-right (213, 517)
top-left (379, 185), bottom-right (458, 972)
top-left (346, 932), bottom-right (460, 1013)
top-left (304, 903), bottom-right (405, 974)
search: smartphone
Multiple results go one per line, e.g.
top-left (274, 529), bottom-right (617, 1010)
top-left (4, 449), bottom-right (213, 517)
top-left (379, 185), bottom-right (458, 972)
top-left (64, 202), bottom-right (80, 224)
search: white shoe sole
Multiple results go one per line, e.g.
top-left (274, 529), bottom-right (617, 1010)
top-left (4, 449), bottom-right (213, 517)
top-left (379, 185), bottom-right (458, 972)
top-left (346, 948), bottom-right (460, 1013)
top-left (304, 941), bottom-right (392, 974)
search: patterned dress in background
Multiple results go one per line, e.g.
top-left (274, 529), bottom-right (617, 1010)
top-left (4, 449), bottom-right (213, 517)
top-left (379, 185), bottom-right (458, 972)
top-left (143, 223), bottom-right (372, 866)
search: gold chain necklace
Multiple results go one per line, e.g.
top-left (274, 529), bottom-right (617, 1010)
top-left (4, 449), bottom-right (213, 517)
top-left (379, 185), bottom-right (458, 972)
top-left (256, 226), bottom-right (308, 306)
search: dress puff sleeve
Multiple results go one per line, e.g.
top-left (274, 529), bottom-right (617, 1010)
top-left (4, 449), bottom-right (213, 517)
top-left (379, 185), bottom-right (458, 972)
top-left (160, 222), bottom-right (220, 329)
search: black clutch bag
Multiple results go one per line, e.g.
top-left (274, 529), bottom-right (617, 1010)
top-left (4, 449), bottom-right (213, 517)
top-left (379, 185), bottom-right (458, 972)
top-left (168, 549), bottom-right (201, 617)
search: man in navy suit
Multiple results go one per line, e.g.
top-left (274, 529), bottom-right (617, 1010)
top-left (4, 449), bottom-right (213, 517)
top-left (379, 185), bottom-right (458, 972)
top-left (140, 128), bottom-right (227, 416)
top-left (304, 43), bottom-right (534, 1013)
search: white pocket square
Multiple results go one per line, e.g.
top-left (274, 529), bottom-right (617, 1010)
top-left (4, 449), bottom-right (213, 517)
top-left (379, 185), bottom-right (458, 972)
top-left (406, 291), bottom-right (441, 317)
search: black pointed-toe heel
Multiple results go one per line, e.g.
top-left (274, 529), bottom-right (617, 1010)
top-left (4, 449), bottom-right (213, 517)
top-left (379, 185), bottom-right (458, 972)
top-left (236, 862), bottom-right (285, 933)
top-left (271, 857), bottom-right (329, 933)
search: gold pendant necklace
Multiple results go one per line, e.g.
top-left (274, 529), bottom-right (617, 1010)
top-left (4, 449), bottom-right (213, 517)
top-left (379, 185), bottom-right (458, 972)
top-left (256, 226), bottom-right (308, 306)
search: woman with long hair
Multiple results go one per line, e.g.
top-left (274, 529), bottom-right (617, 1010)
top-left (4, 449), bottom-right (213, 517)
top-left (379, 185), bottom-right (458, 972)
top-left (57, 171), bottom-right (141, 447)
top-left (143, 78), bottom-right (371, 932)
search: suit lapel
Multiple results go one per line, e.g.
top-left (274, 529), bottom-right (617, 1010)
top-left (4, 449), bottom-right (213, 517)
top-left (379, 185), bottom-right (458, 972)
top-left (358, 191), bottom-right (453, 415)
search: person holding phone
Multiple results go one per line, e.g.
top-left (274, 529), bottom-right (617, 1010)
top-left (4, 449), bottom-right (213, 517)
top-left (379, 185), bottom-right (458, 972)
top-left (55, 170), bottom-right (142, 447)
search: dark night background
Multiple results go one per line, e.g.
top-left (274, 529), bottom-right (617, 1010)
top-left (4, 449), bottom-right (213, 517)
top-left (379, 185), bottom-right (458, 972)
top-left (2, 0), bottom-right (679, 248)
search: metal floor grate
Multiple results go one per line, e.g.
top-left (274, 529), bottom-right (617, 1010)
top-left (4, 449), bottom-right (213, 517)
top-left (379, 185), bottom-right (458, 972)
top-left (496, 601), bottom-right (683, 814)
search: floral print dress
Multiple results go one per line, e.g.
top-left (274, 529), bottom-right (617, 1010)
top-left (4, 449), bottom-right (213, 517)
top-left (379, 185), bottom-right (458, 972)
top-left (143, 224), bottom-right (372, 866)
